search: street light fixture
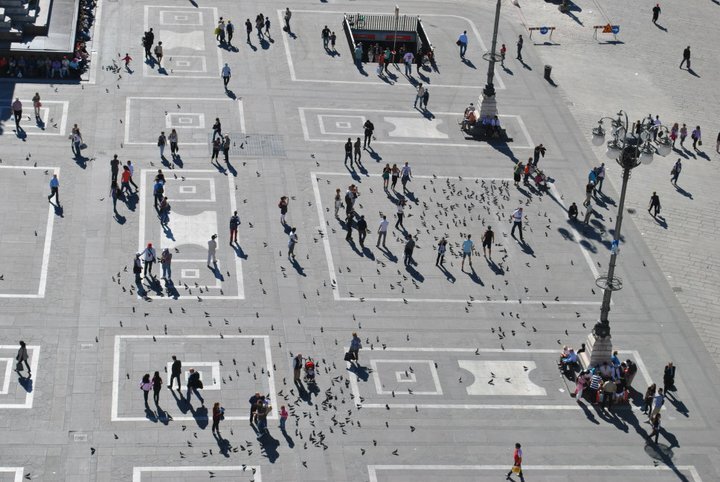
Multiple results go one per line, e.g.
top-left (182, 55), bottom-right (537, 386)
top-left (581, 111), bottom-right (665, 367)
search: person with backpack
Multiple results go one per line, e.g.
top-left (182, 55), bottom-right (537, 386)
top-left (157, 131), bottom-right (166, 159)
top-left (186, 368), bottom-right (204, 405)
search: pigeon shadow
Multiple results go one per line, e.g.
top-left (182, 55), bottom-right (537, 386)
top-left (258, 431), bottom-right (280, 463)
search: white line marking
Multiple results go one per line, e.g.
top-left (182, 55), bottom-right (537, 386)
top-left (0, 346), bottom-right (40, 408)
top-left (137, 169), bottom-right (147, 252)
top-left (133, 466), bottom-right (262, 482)
top-left (368, 465), bottom-right (702, 482)
top-left (312, 172), bottom-right (601, 304)
top-left (370, 359), bottom-right (442, 395)
top-left (228, 174), bottom-right (245, 298)
top-left (85, 0), bottom-right (104, 85)
top-left (112, 336), bottom-right (274, 421)
top-left (277, 10), bottom-right (504, 89)
top-left (299, 108), bottom-right (533, 148)
top-left (0, 359), bottom-right (12, 394)
top-left (348, 347), bottom-right (651, 411)
top-left (0, 468), bottom-right (23, 482)
top-left (237, 99), bottom-right (246, 133)
top-left (310, 173), bottom-right (339, 300)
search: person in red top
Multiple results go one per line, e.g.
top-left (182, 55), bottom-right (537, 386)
top-left (120, 166), bottom-right (132, 194)
top-left (506, 443), bottom-right (524, 481)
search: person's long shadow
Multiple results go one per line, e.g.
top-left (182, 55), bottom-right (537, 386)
top-left (162, 223), bottom-right (176, 241)
top-left (125, 192), bottom-right (138, 212)
top-left (361, 246), bottom-right (375, 260)
top-left (213, 432), bottom-right (232, 457)
top-left (74, 152), bottom-right (87, 169)
top-left (172, 154), bottom-right (184, 168)
top-left (490, 142), bottom-right (521, 164)
top-left (438, 263), bottom-right (456, 283)
top-left (380, 247), bottom-right (398, 264)
top-left (501, 65), bottom-right (514, 75)
top-left (378, 73), bottom-right (394, 85)
top-left (295, 382), bottom-right (312, 404)
top-left (165, 280), bottom-right (180, 300)
top-left (654, 215), bottom-right (668, 229)
top-left (135, 277), bottom-right (148, 299)
top-left (155, 404), bottom-right (171, 425)
top-left (225, 89), bottom-right (237, 100)
top-left (486, 257), bottom-right (505, 275)
top-left (369, 150), bottom-right (382, 162)
top-left (577, 400), bottom-right (600, 425)
top-left (36, 118), bottom-right (45, 130)
top-left (232, 242), bottom-right (249, 259)
top-left (517, 239), bottom-right (536, 257)
top-left (674, 185), bottom-right (693, 199)
top-left (405, 263), bottom-right (425, 282)
top-left (347, 238), bottom-right (363, 257)
top-left (290, 257), bottom-right (306, 276)
top-left (696, 150), bottom-right (710, 160)
top-left (191, 404), bottom-right (209, 429)
top-left (654, 23), bottom-right (668, 32)
top-left (258, 431), bottom-right (280, 462)
top-left (686, 68), bottom-right (700, 78)
top-left (466, 267), bottom-right (484, 285)
top-left (114, 212), bottom-right (126, 224)
top-left (227, 162), bottom-right (238, 177)
top-left (355, 62), bottom-right (368, 77)
top-left (170, 388), bottom-right (191, 415)
top-left (664, 391), bottom-right (689, 417)
top-left (17, 374), bottom-right (33, 392)
top-left (348, 363), bottom-right (369, 382)
top-left (145, 406), bottom-right (158, 423)
top-left (280, 427), bottom-right (295, 448)
top-left (51, 202), bottom-right (64, 218)
top-left (145, 276), bottom-right (164, 296)
top-left (461, 58), bottom-right (476, 69)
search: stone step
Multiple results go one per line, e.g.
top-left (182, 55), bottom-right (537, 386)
top-left (0, 26), bottom-right (21, 40)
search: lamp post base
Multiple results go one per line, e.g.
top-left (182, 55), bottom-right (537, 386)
top-left (578, 333), bottom-right (613, 369)
top-left (479, 91), bottom-right (498, 121)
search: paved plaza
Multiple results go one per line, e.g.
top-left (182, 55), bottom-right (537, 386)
top-left (0, 0), bottom-right (719, 480)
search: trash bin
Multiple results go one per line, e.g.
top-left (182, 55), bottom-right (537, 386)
top-left (544, 65), bottom-right (552, 80)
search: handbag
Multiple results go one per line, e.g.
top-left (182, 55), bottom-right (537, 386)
top-left (512, 466), bottom-right (521, 475)
top-left (456, 40), bottom-right (461, 46)
top-left (344, 352), bottom-right (353, 362)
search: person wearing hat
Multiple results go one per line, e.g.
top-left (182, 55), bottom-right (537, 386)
top-left (141, 243), bottom-right (157, 278)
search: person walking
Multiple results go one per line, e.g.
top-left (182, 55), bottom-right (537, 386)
top-left (691, 125), bottom-right (701, 150)
top-left (642, 383), bottom-right (656, 413)
top-left (363, 119), bottom-right (375, 149)
top-left (151, 371), bottom-right (163, 405)
top-left (292, 354), bottom-right (303, 385)
top-left (516, 35), bottom-right (523, 61)
top-left (356, 215), bottom-right (368, 248)
top-left (279, 196), bottom-right (289, 224)
top-left (169, 355), bottom-right (182, 390)
top-left (245, 19), bottom-right (253, 43)
top-left (110, 155), bottom-right (121, 184)
top-left (229, 211), bottom-right (240, 244)
top-left (186, 368), bottom-right (204, 405)
top-left (322, 25), bottom-right (331, 49)
top-left (32, 93), bottom-right (41, 120)
top-left (143, 28), bottom-right (154, 58)
top-left (421, 87), bottom-right (430, 111)
top-left (716, 130), bottom-right (720, 153)
top-left (511, 207), bottom-right (524, 242)
top-left (513, 162), bottom-right (523, 187)
top-left (345, 212), bottom-right (353, 242)
top-left (349, 332), bottom-right (362, 365)
top-left (679, 123), bottom-right (688, 147)
top-left (249, 392), bottom-right (262, 426)
top-left (207, 234), bottom-right (218, 267)
top-left (414, 84), bottom-right (425, 109)
top-left (140, 374), bottom-right (152, 406)
top-left (121, 53), bottom-right (132, 72)
top-left (221, 63), bottom-right (231, 89)
top-left (382, 164), bottom-right (391, 190)
top-left (48, 174), bottom-right (60, 205)
top-left (669, 122), bottom-right (678, 147)
top-left (168, 129), bottom-right (179, 158)
top-left (584, 181), bottom-right (594, 206)
top-left (160, 248), bottom-right (172, 281)
top-left (650, 387), bottom-right (664, 419)
top-left (212, 402), bottom-right (224, 434)
top-left (648, 192), bottom-right (661, 217)
top-left (344, 138), bottom-right (353, 168)
top-left (679, 46), bottom-right (690, 69)
top-left (16, 341), bottom-right (31, 376)
top-left (400, 162), bottom-right (412, 192)
top-left (153, 178), bottom-right (165, 210)
top-left (652, 3), bottom-right (661, 23)
top-left (648, 413), bottom-right (661, 444)
top-left (256, 14), bottom-right (265, 39)
top-left (403, 235), bottom-right (415, 267)
top-left (222, 135), bottom-right (230, 163)
top-left (288, 228), bottom-right (298, 259)
top-left (284, 8), bottom-right (292, 32)
top-left (436, 238), bottom-right (447, 266)
top-left (120, 166), bottom-right (132, 195)
top-left (264, 16), bottom-right (271, 37)
top-left (109, 182), bottom-right (122, 213)
top-left (390, 164), bottom-right (400, 190)
top-left (11, 98), bottom-right (22, 129)
top-left (376, 215), bottom-right (389, 248)
top-left (500, 44), bottom-right (506, 67)
top-left (482, 226), bottom-right (495, 258)
top-left (127, 160), bottom-right (139, 191)
top-left (154, 42), bottom-right (164, 67)
top-left (533, 144), bottom-right (546, 166)
top-left (353, 137), bottom-right (362, 164)
top-left (332, 188), bottom-right (342, 218)
top-left (71, 131), bottom-right (82, 156)
top-left (461, 234), bottom-right (474, 271)
top-left (226, 20), bottom-right (234, 45)
top-left (506, 443), bottom-right (525, 481)
top-left (279, 405), bottom-right (288, 431)
top-left (457, 30), bottom-right (468, 58)
top-left (403, 50), bottom-right (414, 76)
top-left (133, 253), bottom-right (143, 283)
top-left (211, 138), bottom-right (221, 165)
top-left (395, 200), bottom-right (406, 230)
top-left (663, 362), bottom-right (676, 392)
top-left (583, 202), bottom-right (595, 225)
top-left (142, 243), bottom-right (157, 278)
top-left (670, 159), bottom-right (681, 185)
top-left (596, 163), bottom-right (606, 192)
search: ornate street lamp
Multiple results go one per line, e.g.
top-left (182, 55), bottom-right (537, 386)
top-left (479, 0), bottom-right (503, 119)
top-left (581, 111), bottom-right (660, 367)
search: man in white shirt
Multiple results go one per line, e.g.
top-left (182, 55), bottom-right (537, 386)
top-left (207, 234), bottom-right (218, 267)
top-left (510, 207), bottom-right (524, 242)
top-left (221, 63), bottom-right (232, 89)
top-left (376, 215), bottom-right (389, 248)
top-left (142, 243), bottom-right (157, 278)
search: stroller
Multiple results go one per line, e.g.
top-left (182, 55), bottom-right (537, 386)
top-left (303, 358), bottom-right (317, 386)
